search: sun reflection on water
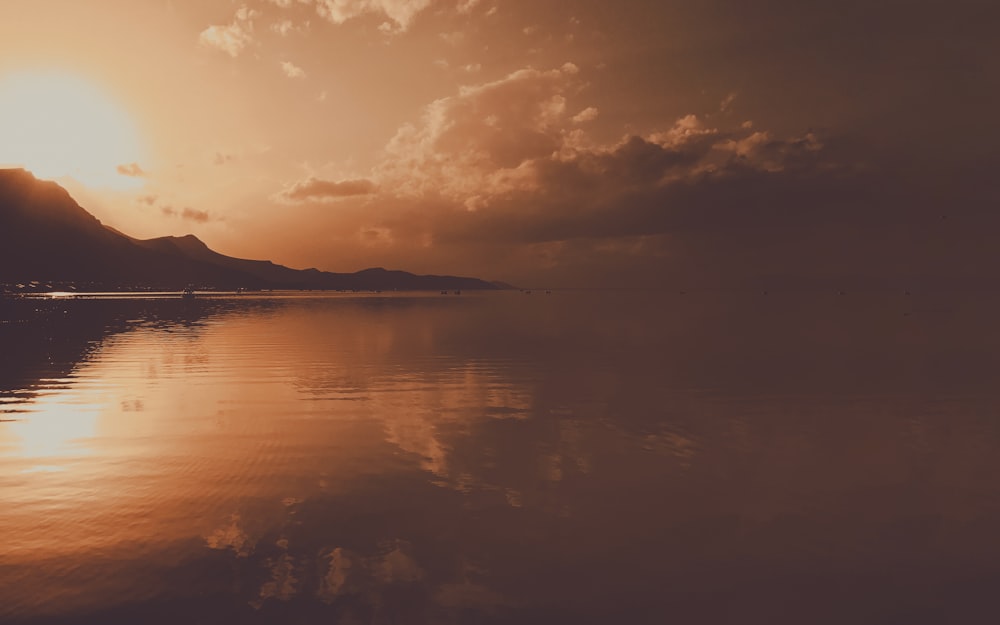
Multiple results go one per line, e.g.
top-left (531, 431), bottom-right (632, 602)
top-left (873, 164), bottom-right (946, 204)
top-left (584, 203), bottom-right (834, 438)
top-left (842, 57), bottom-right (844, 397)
top-left (6, 390), bottom-right (105, 466)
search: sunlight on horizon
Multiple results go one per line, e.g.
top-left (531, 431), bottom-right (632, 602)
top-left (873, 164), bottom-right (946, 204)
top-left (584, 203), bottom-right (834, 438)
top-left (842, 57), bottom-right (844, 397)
top-left (0, 71), bottom-right (146, 190)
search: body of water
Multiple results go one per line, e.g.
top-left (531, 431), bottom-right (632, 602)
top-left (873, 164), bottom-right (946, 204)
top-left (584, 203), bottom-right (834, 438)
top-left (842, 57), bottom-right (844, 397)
top-left (1, 290), bottom-right (999, 624)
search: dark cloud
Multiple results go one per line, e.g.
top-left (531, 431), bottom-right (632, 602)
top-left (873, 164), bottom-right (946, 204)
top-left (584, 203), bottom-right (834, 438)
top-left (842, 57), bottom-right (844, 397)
top-left (161, 205), bottom-right (211, 223)
top-left (279, 177), bottom-right (377, 202)
top-left (381, 130), bottom-right (841, 247)
top-left (181, 207), bottom-right (211, 223)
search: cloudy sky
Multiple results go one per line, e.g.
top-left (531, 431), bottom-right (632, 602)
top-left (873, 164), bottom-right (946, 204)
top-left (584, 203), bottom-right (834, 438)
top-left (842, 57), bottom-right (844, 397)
top-left (0, 0), bottom-right (996, 287)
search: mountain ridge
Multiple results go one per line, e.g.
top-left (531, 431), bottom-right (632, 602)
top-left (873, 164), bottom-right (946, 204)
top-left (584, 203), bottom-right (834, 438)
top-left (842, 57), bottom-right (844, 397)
top-left (0, 169), bottom-right (503, 292)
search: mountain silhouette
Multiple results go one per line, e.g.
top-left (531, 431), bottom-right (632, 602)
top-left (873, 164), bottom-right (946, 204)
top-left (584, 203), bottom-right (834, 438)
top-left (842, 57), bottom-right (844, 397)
top-left (0, 169), bottom-right (501, 292)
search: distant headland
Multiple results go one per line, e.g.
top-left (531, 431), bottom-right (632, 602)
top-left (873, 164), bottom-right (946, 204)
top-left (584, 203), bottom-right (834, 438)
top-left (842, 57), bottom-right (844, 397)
top-left (0, 169), bottom-right (508, 294)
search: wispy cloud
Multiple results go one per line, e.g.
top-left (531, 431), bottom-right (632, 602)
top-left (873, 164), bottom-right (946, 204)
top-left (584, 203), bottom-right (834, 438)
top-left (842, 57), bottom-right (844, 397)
top-left (278, 177), bottom-right (377, 202)
top-left (161, 205), bottom-right (212, 223)
top-left (214, 152), bottom-right (236, 166)
top-left (199, 5), bottom-right (259, 57)
top-left (720, 92), bottom-right (737, 112)
top-left (116, 162), bottom-right (146, 177)
top-left (572, 107), bottom-right (599, 123)
top-left (272, 20), bottom-right (295, 36)
top-left (181, 207), bottom-right (211, 223)
top-left (281, 61), bottom-right (307, 79)
top-left (312, 0), bottom-right (433, 32)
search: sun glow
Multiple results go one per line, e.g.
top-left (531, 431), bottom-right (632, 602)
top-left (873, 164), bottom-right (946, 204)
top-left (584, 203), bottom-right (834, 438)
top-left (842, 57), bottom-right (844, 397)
top-left (6, 390), bottom-right (102, 463)
top-left (0, 71), bottom-right (146, 190)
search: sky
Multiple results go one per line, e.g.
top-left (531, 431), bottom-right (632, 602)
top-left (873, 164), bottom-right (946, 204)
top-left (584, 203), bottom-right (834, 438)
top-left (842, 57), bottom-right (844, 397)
top-left (0, 0), bottom-right (997, 287)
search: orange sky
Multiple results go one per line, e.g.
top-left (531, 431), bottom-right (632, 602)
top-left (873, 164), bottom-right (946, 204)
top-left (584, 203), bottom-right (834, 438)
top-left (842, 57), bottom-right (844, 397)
top-left (0, 1), bottom-right (996, 287)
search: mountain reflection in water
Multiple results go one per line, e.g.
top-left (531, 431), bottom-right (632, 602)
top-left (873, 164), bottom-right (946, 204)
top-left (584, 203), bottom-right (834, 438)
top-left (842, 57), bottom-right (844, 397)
top-left (1, 290), bottom-right (999, 624)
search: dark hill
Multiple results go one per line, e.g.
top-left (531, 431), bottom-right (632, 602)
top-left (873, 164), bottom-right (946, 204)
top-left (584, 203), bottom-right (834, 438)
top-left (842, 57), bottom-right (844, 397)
top-left (0, 169), bottom-right (501, 292)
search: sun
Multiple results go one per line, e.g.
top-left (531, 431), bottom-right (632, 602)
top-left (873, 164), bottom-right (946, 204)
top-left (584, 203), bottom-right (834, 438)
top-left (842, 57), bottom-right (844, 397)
top-left (0, 71), bottom-right (146, 190)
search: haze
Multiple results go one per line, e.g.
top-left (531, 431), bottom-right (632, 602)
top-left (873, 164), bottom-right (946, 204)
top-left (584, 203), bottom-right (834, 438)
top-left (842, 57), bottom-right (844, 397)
top-left (0, 0), bottom-right (996, 287)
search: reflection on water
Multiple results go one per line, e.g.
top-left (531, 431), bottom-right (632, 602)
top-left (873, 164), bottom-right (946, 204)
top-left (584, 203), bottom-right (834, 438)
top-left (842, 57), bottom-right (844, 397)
top-left (2, 290), bottom-right (1000, 624)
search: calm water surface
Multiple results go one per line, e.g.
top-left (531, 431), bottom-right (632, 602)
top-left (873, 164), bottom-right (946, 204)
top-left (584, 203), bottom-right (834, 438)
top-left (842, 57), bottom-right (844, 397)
top-left (2, 290), bottom-right (999, 624)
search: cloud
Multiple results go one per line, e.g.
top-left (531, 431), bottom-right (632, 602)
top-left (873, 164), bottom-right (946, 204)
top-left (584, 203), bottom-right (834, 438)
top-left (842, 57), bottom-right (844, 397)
top-left (281, 61), bottom-right (307, 79)
top-left (271, 20), bottom-right (294, 36)
top-left (720, 92), bottom-right (737, 112)
top-left (160, 205), bottom-right (212, 223)
top-left (278, 177), bottom-right (377, 202)
top-left (377, 63), bottom-right (583, 199)
top-left (451, 128), bottom-right (831, 244)
top-left (439, 31), bottom-right (464, 46)
top-left (182, 207), bottom-right (211, 223)
top-left (359, 226), bottom-right (394, 245)
top-left (572, 106), bottom-right (599, 123)
top-left (199, 5), bottom-right (259, 57)
top-left (116, 162), bottom-right (145, 177)
top-left (240, 60), bottom-right (874, 287)
top-left (282, 63), bottom-right (848, 286)
top-left (313, 0), bottom-right (433, 32)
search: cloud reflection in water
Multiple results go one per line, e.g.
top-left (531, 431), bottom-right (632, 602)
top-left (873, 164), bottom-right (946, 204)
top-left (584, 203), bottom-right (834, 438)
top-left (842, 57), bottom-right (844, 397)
top-left (2, 291), bottom-right (1000, 623)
